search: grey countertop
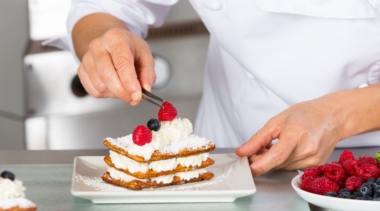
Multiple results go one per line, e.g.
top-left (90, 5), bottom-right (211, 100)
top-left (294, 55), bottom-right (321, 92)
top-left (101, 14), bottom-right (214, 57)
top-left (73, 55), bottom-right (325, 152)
top-left (1, 147), bottom-right (380, 211)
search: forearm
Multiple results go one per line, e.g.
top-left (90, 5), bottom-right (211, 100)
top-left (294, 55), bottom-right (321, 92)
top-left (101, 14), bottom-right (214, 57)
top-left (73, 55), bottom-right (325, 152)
top-left (327, 83), bottom-right (380, 140)
top-left (72, 13), bottom-right (129, 60)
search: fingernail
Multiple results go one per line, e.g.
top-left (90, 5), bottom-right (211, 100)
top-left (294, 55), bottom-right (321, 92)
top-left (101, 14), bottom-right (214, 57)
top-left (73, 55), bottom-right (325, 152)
top-left (131, 92), bottom-right (140, 101)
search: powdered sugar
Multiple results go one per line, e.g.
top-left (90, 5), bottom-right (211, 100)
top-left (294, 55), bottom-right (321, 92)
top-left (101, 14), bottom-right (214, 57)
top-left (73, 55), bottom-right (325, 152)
top-left (161, 134), bottom-right (213, 154)
top-left (73, 174), bottom-right (129, 192)
top-left (73, 166), bottom-right (232, 192)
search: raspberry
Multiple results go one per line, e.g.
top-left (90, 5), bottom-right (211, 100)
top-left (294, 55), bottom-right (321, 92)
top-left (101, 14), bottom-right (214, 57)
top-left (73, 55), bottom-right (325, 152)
top-left (301, 178), bottom-right (314, 192)
top-left (323, 164), bottom-right (345, 182)
top-left (311, 177), bottom-right (339, 195)
top-left (317, 165), bottom-right (326, 174)
top-left (339, 150), bottom-right (355, 165)
top-left (357, 164), bottom-right (380, 180)
top-left (158, 101), bottom-right (177, 121)
top-left (342, 160), bottom-right (359, 177)
top-left (358, 156), bottom-right (377, 167)
top-left (302, 168), bottom-right (320, 180)
top-left (345, 176), bottom-right (363, 191)
top-left (330, 162), bottom-right (342, 168)
top-left (132, 125), bottom-right (152, 146)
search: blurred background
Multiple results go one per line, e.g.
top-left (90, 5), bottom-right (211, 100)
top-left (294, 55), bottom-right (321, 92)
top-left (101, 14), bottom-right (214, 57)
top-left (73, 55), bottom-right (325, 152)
top-left (0, 0), bottom-right (209, 150)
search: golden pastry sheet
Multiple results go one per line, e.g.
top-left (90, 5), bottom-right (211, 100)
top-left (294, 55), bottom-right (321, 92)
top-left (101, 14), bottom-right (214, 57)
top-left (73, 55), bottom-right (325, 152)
top-left (104, 155), bottom-right (215, 179)
top-left (101, 171), bottom-right (214, 190)
top-left (103, 139), bottom-right (216, 162)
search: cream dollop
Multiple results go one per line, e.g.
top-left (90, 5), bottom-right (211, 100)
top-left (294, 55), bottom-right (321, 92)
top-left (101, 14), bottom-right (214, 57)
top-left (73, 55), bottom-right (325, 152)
top-left (0, 178), bottom-right (26, 199)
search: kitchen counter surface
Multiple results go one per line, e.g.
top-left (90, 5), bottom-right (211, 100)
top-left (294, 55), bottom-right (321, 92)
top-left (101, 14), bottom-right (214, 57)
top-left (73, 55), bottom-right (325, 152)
top-left (2, 147), bottom-right (380, 211)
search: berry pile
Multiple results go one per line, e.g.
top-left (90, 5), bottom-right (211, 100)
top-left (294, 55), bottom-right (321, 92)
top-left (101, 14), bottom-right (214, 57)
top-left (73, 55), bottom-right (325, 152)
top-left (132, 101), bottom-right (177, 146)
top-left (301, 150), bottom-right (380, 200)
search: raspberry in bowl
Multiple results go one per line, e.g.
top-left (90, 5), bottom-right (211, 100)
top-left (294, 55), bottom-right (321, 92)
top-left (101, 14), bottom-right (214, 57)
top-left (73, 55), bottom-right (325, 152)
top-left (292, 150), bottom-right (380, 211)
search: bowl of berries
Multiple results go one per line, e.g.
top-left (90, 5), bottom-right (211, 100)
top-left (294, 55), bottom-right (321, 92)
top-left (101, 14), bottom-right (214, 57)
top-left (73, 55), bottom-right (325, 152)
top-left (291, 150), bottom-right (380, 211)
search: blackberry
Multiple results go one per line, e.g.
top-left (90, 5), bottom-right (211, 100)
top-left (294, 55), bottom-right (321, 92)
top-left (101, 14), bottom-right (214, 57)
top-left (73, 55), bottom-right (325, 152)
top-left (1, 171), bottom-right (15, 181)
top-left (147, 118), bottom-right (161, 131)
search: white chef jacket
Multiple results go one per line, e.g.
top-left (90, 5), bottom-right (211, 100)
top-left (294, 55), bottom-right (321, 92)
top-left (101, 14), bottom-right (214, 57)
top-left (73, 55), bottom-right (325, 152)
top-left (49, 0), bottom-right (380, 148)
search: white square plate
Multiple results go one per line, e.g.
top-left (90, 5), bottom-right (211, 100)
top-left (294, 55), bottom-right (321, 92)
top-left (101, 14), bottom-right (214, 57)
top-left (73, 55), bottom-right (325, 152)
top-left (71, 153), bottom-right (256, 204)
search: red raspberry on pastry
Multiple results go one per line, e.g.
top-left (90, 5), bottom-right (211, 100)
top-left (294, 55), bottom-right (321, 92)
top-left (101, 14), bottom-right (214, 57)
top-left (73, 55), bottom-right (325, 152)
top-left (357, 164), bottom-right (380, 180)
top-left (132, 125), bottom-right (152, 146)
top-left (323, 164), bottom-right (345, 182)
top-left (339, 150), bottom-right (355, 165)
top-left (311, 177), bottom-right (339, 195)
top-left (345, 176), bottom-right (363, 192)
top-left (358, 156), bottom-right (377, 167)
top-left (158, 101), bottom-right (177, 121)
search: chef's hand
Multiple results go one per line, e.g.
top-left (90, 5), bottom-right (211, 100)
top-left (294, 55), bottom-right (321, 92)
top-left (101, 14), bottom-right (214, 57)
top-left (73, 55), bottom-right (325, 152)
top-left (235, 96), bottom-right (345, 177)
top-left (72, 13), bottom-right (156, 105)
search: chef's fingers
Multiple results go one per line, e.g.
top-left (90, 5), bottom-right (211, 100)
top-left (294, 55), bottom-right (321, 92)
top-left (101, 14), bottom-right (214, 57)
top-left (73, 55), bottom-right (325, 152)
top-left (82, 52), bottom-right (114, 98)
top-left (249, 133), bottom-right (299, 177)
top-left (134, 41), bottom-right (156, 92)
top-left (235, 123), bottom-right (280, 157)
top-left (276, 147), bottom-right (333, 170)
top-left (77, 64), bottom-right (101, 97)
top-left (105, 29), bottom-right (142, 104)
top-left (90, 37), bottom-right (135, 105)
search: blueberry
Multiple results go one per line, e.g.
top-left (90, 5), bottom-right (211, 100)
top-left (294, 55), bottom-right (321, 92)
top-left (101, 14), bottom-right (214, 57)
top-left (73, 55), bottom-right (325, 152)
top-left (373, 194), bottom-right (380, 201)
top-left (376, 178), bottom-right (380, 185)
top-left (362, 195), bottom-right (373, 200)
top-left (367, 178), bottom-right (376, 184)
top-left (339, 188), bottom-right (350, 195)
top-left (1, 171), bottom-right (15, 181)
top-left (147, 119), bottom-right (161, 131)
top-left (373, 186), bottom-right (380, 196)
top-left (338, 191), bottom-right (351, 198)
top-left (359, 184), bottom-right (373, 197)
top-left (325, 192), bottom-right (337, 197)
top-left (349, 195), bottom-right (358, 199)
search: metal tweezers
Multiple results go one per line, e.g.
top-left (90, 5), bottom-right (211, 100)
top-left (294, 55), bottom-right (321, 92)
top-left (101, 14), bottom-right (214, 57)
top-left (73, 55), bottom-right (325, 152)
top-left (142, 88), bottom-right (164, 108)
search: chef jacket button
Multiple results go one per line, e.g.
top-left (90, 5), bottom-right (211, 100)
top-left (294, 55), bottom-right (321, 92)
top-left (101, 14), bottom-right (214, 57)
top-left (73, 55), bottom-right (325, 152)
top-left (358, 83), bottom-right (369, 88)
top-left (206, 0), bottom-right (223, 11)
top-left (245, 71), bottom-right (255, 79)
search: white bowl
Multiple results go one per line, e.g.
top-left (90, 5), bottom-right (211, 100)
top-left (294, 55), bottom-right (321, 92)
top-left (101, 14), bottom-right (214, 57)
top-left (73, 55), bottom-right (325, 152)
top-left (291, 174), bottom-right (380, 211)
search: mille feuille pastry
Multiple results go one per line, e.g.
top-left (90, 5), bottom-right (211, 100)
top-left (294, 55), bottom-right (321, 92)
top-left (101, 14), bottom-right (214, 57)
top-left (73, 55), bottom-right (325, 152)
top-left (0, 171), bottom-right (37, 211)
top-left (102, 101), bottom-right (216, 190)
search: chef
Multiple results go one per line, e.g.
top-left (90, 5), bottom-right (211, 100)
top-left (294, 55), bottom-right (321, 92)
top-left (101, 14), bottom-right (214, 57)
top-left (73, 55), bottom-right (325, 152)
top-left (47, 0), bottom-right (380, 177)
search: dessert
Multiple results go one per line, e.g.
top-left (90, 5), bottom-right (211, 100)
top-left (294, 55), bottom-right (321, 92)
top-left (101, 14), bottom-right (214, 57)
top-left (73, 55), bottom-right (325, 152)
top-left (101, 101), bottom-right (216, 190)
top-left (300, 150), bottom-right (380, 200)
top-left (0, 171), bottom-right (37, 211)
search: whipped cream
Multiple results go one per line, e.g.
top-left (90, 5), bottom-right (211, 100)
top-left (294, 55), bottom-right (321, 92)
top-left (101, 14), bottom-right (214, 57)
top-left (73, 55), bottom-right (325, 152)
top-left (0, 198), bottom-right (36, 210)
top-left (0, 178), bottom-right (26, 199)
top-left (106, 118), bottom-right (210, 161)
top-left (110, 150), bottom-right (209, 173)
top-left (108, 167), bottom-right (208, 184)
top-left (0, 177), bottom-right (36, 210)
